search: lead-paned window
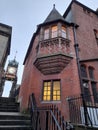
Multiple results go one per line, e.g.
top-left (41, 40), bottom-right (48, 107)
top-left (51, 26), bottom-right (57, 38)
top-left (61, 26), bottom-right (66, 38)
top-left (44, 28), bottom-right (49, 40)
top-left (42, 80), bottom-right (61, 101)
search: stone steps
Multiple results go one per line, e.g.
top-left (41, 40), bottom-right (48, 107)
top-left (0, 97), bottom-right (32, 130)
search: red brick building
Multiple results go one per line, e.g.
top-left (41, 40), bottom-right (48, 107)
top-left (19, 0), bottom-right (98, 121)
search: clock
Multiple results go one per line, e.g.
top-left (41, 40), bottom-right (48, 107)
top-left (8, 67), bottom-right (16, 74)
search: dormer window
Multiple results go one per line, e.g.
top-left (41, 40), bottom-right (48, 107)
top-left (44, 28), bottom-right (49, 40)
top-left (52, 25), bottom-right (57, 38)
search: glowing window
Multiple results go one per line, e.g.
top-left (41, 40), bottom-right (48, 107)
top-left (52, 26), bottom-right (57, 38)
top-left (42, 80), bottom-right (61, 101)
top-left (53, 81), bottom-right (60, 100)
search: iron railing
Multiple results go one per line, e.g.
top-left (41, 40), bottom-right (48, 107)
top-left (68, 95), bottom-right (98, 127)
top-left (28, 93), bottom-right (74, 130)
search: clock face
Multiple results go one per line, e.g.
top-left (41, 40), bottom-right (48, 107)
top-left (8, 67), bottom-right (16, 74)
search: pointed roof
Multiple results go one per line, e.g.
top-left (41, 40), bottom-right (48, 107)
top-left (44, 4), bottom-right (65, 24)
top-left (8, 59), bottom-right (18, 68)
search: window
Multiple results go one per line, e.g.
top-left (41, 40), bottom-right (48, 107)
top-left (83, 81), bottom-right (91, 102)
top-left (61, 26), bottom-right (66, 38)
top-left (44, 28), bottom-right (49, 39)
top-left (94, 29), bottom-right (98, 45)
top-left (42, 80), bottom-right (61, 101)
top-left (81, 65), bottom-right (87, 78)
top-left (52, 26), bottom-right (57, 38)
top-left (88, 67), bottom-right (94, 79)
top-left (91, 82), bottom-right (98, 103)
top-left (83, 8), bottom-right (91, 16)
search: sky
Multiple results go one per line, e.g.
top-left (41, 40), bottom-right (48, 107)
top-left (0, 0), bottom-right (98, 96)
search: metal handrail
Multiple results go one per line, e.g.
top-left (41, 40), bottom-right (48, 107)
top-left (28, 93), bottom-right (74, 130)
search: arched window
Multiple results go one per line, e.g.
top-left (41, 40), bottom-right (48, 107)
top-left (88, 66), bottom-right (94, 79)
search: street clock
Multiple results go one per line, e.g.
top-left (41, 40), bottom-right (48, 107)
top-left (7, 66), bottom-right (17, 75)
top-left (5, 59), bottom-right (19, 81)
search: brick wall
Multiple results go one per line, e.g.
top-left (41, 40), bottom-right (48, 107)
top-left (72, 3), bottom-right (98, 60)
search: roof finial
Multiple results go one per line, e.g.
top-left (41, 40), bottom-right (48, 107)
top-left (14, 51), bottom-right (17, 60)
top-left (53, 4), bottom-right (55, 9)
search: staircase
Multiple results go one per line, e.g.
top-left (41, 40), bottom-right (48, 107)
top-left (0, 97), bottom-right (32, 130)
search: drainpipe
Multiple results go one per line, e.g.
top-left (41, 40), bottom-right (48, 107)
top-left (72, 23), bottom-right (89, 126)
top-left (72, 23), bottom-right (83, 94)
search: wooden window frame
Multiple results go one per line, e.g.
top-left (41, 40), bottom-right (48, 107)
top-left (42, 80), bottom-right (61, 101)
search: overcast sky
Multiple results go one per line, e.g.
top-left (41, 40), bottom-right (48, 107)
top-left (1, 0), bottom-right (98, 96)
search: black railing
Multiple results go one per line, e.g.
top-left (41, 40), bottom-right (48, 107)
top-left (28, 93), bottom-right (74, 130)
top-left (68, 95), bottom-right (98, 127)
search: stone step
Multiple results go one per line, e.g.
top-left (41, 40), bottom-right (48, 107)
top-left (0, 108), bottom-right (19, 112)
top-left (0, 102), bottom-right (19, 106)
top-left (0, 105), bottom-right (19, 109)
top-left (0, 97), bottom-right (15, 103)
top-left (0, 125), bottom-right (32, 130)
top-left (0, 112), bottom-right (30, 120)
top-left (0, 120), bottom-right (31, 125)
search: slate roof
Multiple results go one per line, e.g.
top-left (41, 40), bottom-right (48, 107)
top-left (44, 4), bottom-right (65, 24)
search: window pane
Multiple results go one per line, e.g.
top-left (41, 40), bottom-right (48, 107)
top-left (53, 81), bottom-right (60, 101)
top-left (44, 91), bottom-right (47, 95)
top-left (52, 26), bottom-right (57, 38)
top-left (43, 96), bottom-right (46, 100)
top-left (53, 96), bottom-right (56, 100)
top-left (88, 67), bottom-right (94, 79)
top-left (47, 96), bottom-right (51, 101)
top-left (91, 82), bottom-right (98, 103)
top-left (53, 91), bottom-right (56, 95)
top-left (43, 81), bottom-right (51, 101)
top-left (61, 26), bottom-right (66, 38)
top-left (44, 29), bottom-right (49, 39)
top-left (57, 96), bottom-right (60, 100)
top-left (44, 87), bottom-right (47, 90)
